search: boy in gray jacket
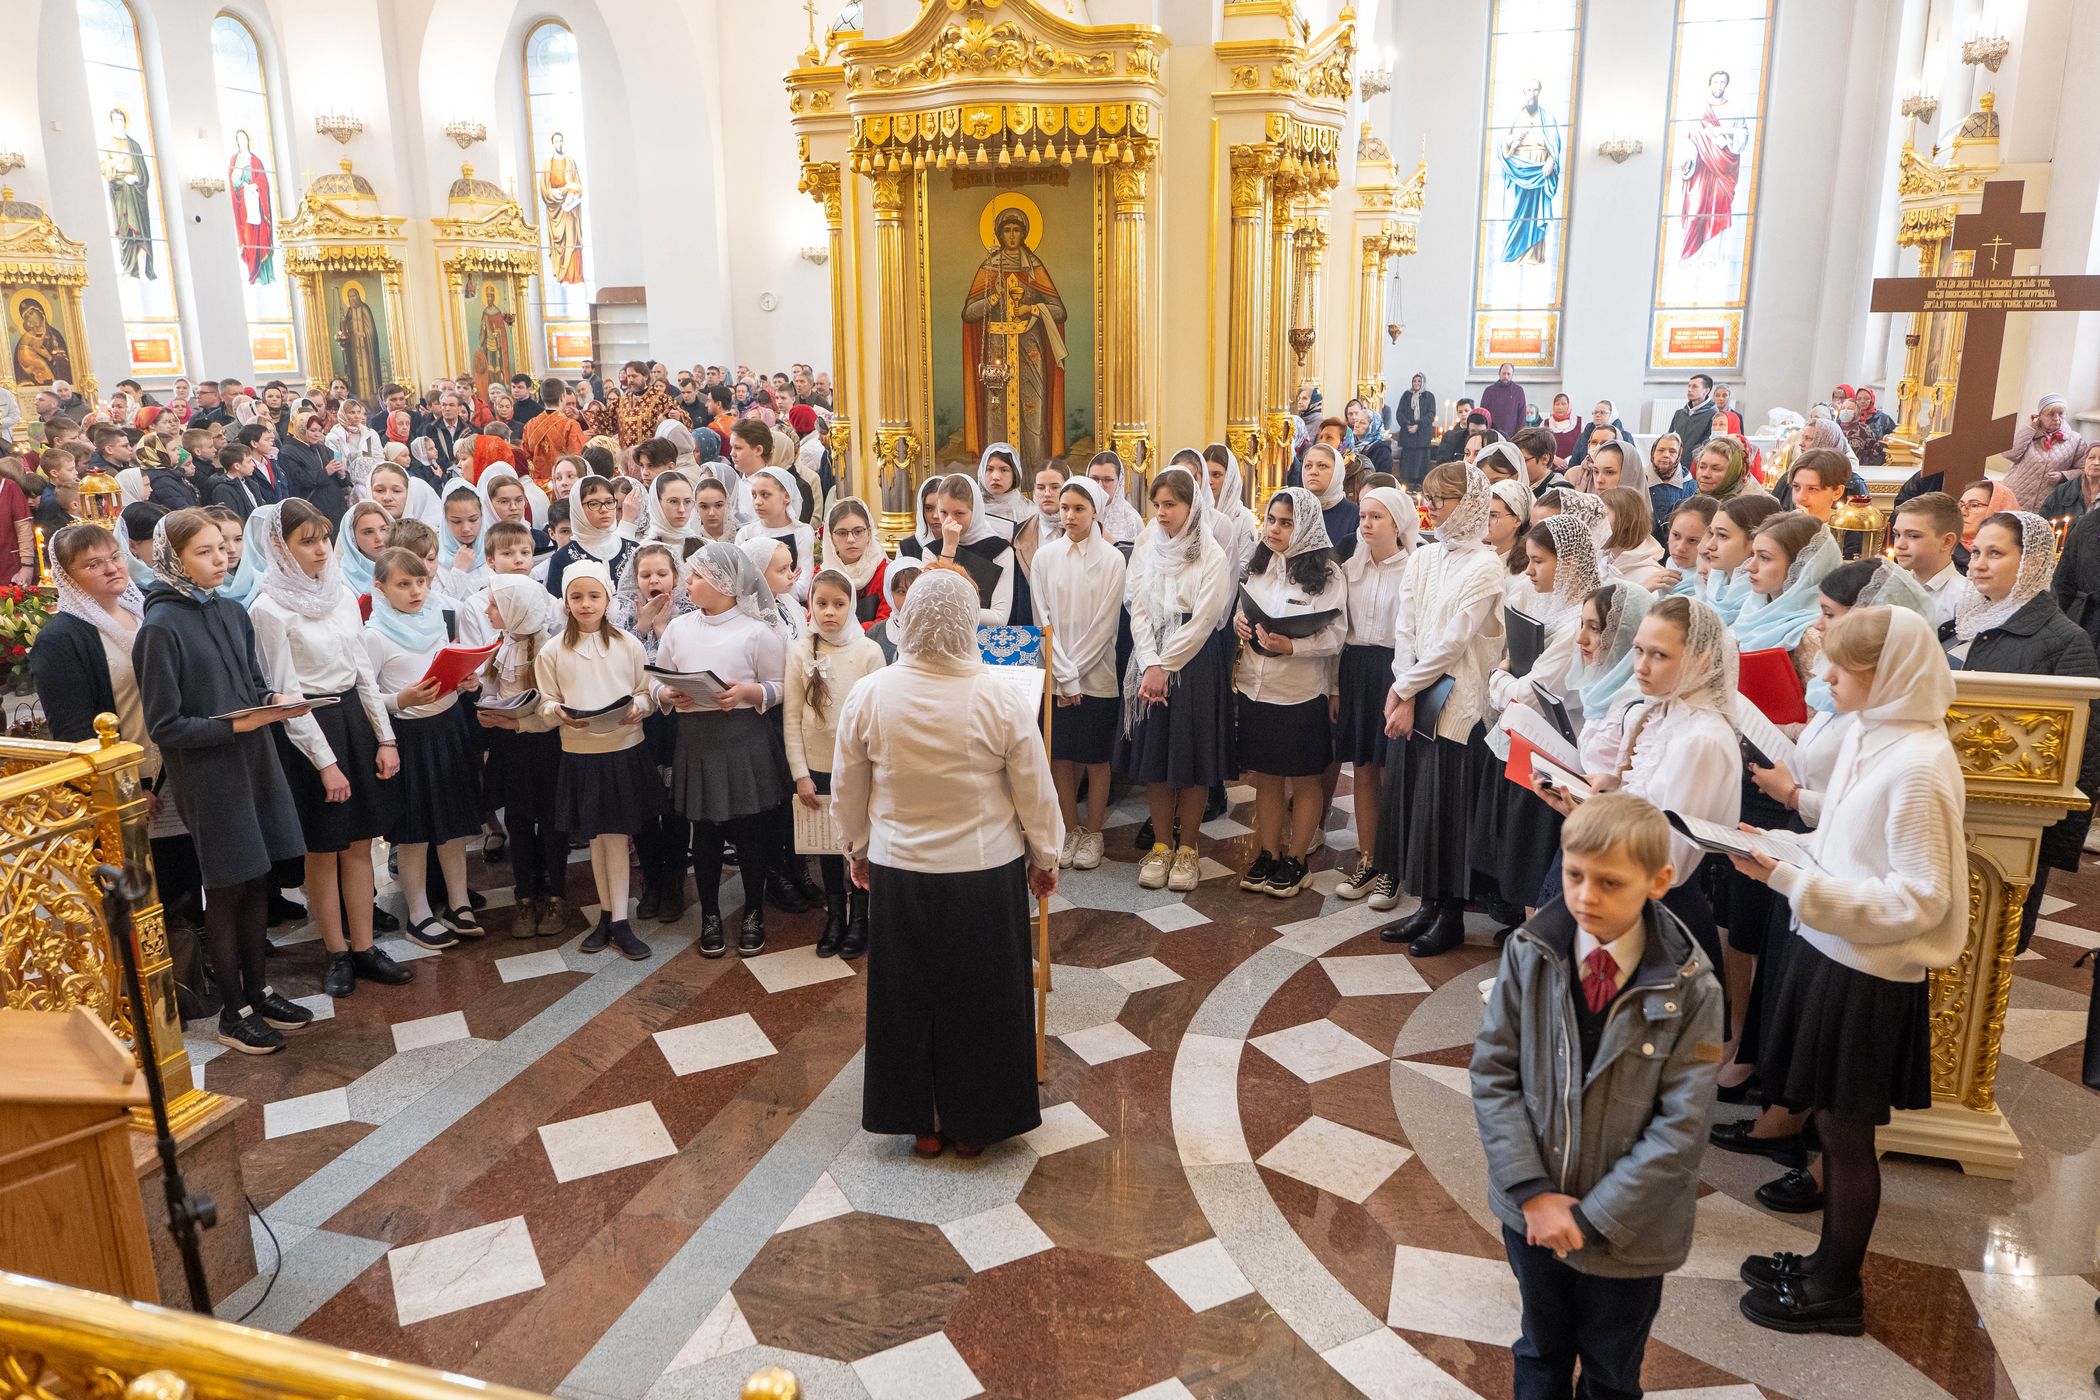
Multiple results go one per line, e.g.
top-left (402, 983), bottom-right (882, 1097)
top-left (1471, 793), bottom-right (1724, 1400)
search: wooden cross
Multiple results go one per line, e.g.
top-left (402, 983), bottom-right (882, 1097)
top-left (1870, 179), bottom-right (2100, 494)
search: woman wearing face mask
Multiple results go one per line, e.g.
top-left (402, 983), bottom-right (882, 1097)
top-left (2002, 393), bottom-right (2090, 511)
top-left (1837, 387), bottom-right (1890, 466)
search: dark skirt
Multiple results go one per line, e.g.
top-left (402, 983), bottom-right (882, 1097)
top-left (275, 689), bottom-right (402, 853)
top-left (861, 857), bottom-right (1042, 1143)
top-left (1236, 693), bottom-right (1332, 778)
top-left (1498, 782), bottom-right (1564, 914)
top-left (642, 707), bottom-right (678, 768)
top-left (671, 706), bottom-right (790, 825)
top-left (165, 730), bottom-right (305, 888)
top-left (483, 724), bottom-right (562, 820)
top-left (1398, 727), bottom-right (1483, 904)
top-left (1334, 644), bottom-right (1395, 767)
top-left (384, 706), bottom-right (484, 847)
top-left (1115, 624), bottom-right (1237, 789)
top-left (1737, 893), bottom-right (1799, 1067)
top-left (1757, 937), bottom-right (1932, 1124)
top-left (1716, 782), bottom-right (1796, 954)
top-left (556, 741), bottom-right (664, 837)
top-left (1050, 693), bottom-right (1119, 766)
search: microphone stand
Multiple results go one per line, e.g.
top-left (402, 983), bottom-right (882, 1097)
top-left (96, 862), bottom-right (216, 1314)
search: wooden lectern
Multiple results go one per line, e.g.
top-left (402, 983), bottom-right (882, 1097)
top-left (0, 1007), bottom-right (157, 1302)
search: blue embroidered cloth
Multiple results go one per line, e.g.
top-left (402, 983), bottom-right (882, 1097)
top-left (977, 624), bottom-right (1043, 667)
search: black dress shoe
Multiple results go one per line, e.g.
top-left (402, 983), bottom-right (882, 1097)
top-left (1378, 902), bottom-right (1437, 945)
top-left (1408, 905), bottom-right (1468, 958)
top-left (839, 912), bottom-right (869, 960)
top-left (1739, 1250), bottom-right (1812, 1291)
top-left (1715, 1075), bottom-right (1762, 1105)
top-left (697, 915), bottom-right (727, 958)
top-left (1739, 1279), bottom-right (1865, 1335)
top-left (634, 882), bottom-right (664, 922)
top-left (267, 894), bottom-right (307, 927)
top-left (351, 945), bottom-right (414, 986)
top-left (370, 904), bottom-right (401, 933)
top-left (323, 951), bottom-right (356, 999)
top-left (737, 912), bottom-right (767, 957)
top-left (1756, 1168), bottom-right (1825, 1214)
top-left (764, 873), bottom-right (812, 914)
top-left (1709, 1120), bottom-right (1807, 1166)
top-left (608, 920), bottom-right (651, 961)
top-left (794, 872), bottom-right (825, 907)
top-left (816, 903), bottom-right (845, 957)
top-left (656, 875), bottom-right (689, 922)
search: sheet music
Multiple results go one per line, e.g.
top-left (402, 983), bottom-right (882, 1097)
top-left (1502, 701), bottom-right (1582, 772)
top-left (793, 800), bottom-right (845, 855)
top-left (1529, 754), bottom-right (1593, 802)
top-left (1732, 694), bottom-right (1800, 770)
top-left (1667, 811), bottom-right (1823, 871)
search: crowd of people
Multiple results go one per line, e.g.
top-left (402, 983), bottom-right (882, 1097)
top-left (10, 354), bottom-right (2100, 1380)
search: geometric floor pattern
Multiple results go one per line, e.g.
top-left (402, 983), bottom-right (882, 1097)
top-left (200, 779), bottom-right (2100, 1398)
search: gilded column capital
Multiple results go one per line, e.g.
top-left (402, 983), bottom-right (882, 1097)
top-left (1228, 143), bottom-right (1277, 215)
top-left (871, 171), bottom-right (905, 218)
top-left (1110, 166), bottom-right (1149, 211)
top-left (798, 161), bottom-right (843, 228)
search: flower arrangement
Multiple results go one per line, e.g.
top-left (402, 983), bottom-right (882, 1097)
top-left (0, 583), bottom-right (52, 691)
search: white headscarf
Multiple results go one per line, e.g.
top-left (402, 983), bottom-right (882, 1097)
top-left (48, 526), bottom-right (144, 648)
top-left (1489, 477), bottom-right (1535, 534)
top-left (976, 442), bottom-right (1029, 524)
top-left (116, 466), bottom-right (147, 506)
top-left (881, 554), bottom-right (924, 649)
top-left (655, 419), bottom-right (698, 470)
top-left (255, 501), bottom-right (346, 619)
top-left (1855, 605), bottom-right (1956, 726)
top-left (1355, 485), bottom-right (1420, 560)
top-left (897, 565), bottom-right (983, 675)
top-left (1554, 489), bottom-right (1613, 551)
top-left (1059, 475), bottom-right (1108, 541)
top-left (1210, 448), bottom-right (1259, 546)
top-left (1090, 454), bottom-right (1145, 544)
top-left (1656, 596), bottom-right (1738, 714)
top-left (808, 567), bottom-right (860, 645)
top-left (1302, 442), bottom-right (1346, 509)
top-left (1476, 441), bottom-right (1526, 482)
top-left (940, 471), bottom-right (1007, 547)
top-left (1953, 509), bottom-right (2054, 642)
top-left (752, 464), bottom-right (806, 524)
top-left (824, 498), bottom-right (883, 592)
top-left (567, 474), bottom-right (624, 562)
top-left (639, 469), bottom-right (703, 549)
top-left (1437, 466), bottom-right (1495, 552)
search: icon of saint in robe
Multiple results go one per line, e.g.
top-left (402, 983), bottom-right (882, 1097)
top-left (228, 128), bottom-right (274, 285)
top-left (1499, 79), bottom-right (1561, 266)
top-left (1679, 69), bottom-right (1748, 261)
top-left (962, 207), bottom-right (1066, 466)
top-left (334, 282), bottom-right (383, 404)
top-left (100, 107), bottom-right (155, 280)
top-left (10, 296), bottom-right (73, 386)
top-left (478, 283), bottom-right (516, 383)
top-left (539, 132), bottom-right (585, 286)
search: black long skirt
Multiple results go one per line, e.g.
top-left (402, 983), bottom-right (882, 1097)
top-left (275, 689), bottom-right (403, 853)
top-left (1050, 694), bottom-right (1119, 766)
top-left (1115, 625), bottom-right (1237, 789)
top-left (861, 857), bottom-right (1042, 1144)
top-left (1398, 726), bottom-right (1484, 904)
top-left (1499, 783), bottom-right (1564, 915)
top-left (385, 707), bottom-right (484, 847)
top-left (1717, 782), bottom-right (1795, 955)
top-left (1757, 937), bottom-right (1931, 1125)
top-left (1333, 644), bottom-right (1395, 767)
top-left (483, 724), bottom-right (561, 822)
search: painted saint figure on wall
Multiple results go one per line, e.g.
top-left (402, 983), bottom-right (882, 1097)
top-left (334, 281), bottom-right (383, 403)
top-left (1499, 78), bottom-right (1561, 266)
top-left (100, 107), bottom-right (155, 279)
top-left (477, 282), bottom-right (516, 383)
top-left (538, 132), bottom-right (584, 286)
top-left (962, 205), bottom-right (1066, 466)
top-left (9, 295), bottom-right (74, 386)
top-left (228, 128), bottom-right (274, 285)
top-left (1678, 69), bottom-right (1746, 261)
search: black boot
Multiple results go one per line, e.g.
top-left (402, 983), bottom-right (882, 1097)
top-left (634, 875), bottom-right (664, 923)
top-left (839, 890), bottom-right (869, 960)
top-left (1378, 900), bottom-right (1437, 945)
top-left (1408, 900), bottom-right (1469, 957)
top-left (2078, 948), bottom-right (2099, 1091)
top-left (738, 910), bottom-right (767, 957)
top-left (816, 890), bottom-right (846, 958)
top-left (765, 870), bottom-right (813, 914)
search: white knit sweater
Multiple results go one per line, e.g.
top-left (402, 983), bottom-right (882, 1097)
top-left (1767, 723), bottom-right (1968, 983)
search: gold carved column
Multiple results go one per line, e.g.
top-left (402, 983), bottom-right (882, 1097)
top-left (1261, 173), bottom-right (1302, 501)
top-left (799, 156), bottom-right (855, 502)
top-left (1226, 145), bottom-right (1276, 484)
top-left (1107, 163), bottom-right (1154, 477)
top-left (868, 171), bottom-right (921, 538)
top-left (1349, 126), bottom-right (1424, 408)
top-left (1291, 206), bottom-right (1327, 395)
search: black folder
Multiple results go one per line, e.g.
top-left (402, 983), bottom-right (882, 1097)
top-left (1237, 585), bottom-right (1341, 658)
top-left (1530, 680), bottom-right (1578, 747)
top-left (1506, 605), bottom-right (1548, 677)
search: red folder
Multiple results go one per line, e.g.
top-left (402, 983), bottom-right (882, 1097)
top-left (1504, 732), bottom-right (1547, 791)
top-left (1738, 647), bottom-right (1807, 726)
top-left (420, 642), bottom-right (500, 695)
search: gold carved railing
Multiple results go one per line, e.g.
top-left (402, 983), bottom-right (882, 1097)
top-left (0, 716), bottom-right (214, 1133)
top-left (1883, 671), bottom-right (2100, 1178)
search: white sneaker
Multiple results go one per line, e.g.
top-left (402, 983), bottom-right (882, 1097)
top-left (1167, 846), bottom-right (1200, 892)
top-left (1366, 873), bottom-right (1401, 911)
top-left (1138, 844), bottom-right (1171, 890)
top-left (1307, 825), bottom-right (1327, 855)
top-left (1336, 856), bottom-right (1379, 901)
top-left (1058, 830), bottom-right (1078, 869)
top-left (1074, 829), bottom-right (1104, 870)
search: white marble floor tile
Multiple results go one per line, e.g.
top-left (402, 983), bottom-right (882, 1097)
top-left (1021, 1100), bottom-right (1107, 1157)
top-left (1137, 901), bottom-right (1211, 933)
top-left (1319, 954), bottom-right (1430, 998)
top-left (1146, 1237), bottom-right (1254, 1312)
top-left (1679, 1192), bottom-right (1822, 1283)
top-left (1385, 1245), bottom-right (1523, 1344)
top-left (387, 1216), bottom-right (544, 1326)
top-left (1997, 1008), bottom-right (2089, 1063)
top-left (1249, 1019), bottom-right (1387, 1083)
top-left (1225, 784), bottom-right (1256, 806)
top-left (1256, 1116), bottom-right (1413, 1204)
top-left (372, 935), bottom-right (440, 963)
top-left (852, 1331), bottom-right (982, 1400)
top-left (496, 949), bottom-right (571, 983)
top-left (291, 993), bottom-right (336, 1021)
top-left (776, 1172), bottom-right (855, 1235)
top-left (1646, 1388), bottom-right (1766, 1400)
top-left (664, 1291), bottom-right (757, 1373)
top-left (1196, 856), bottom-right (1235, 882)
top-left (1271, 901), bottom-right (1399, 957)
top-left (2039, 893), bottom-right (2073, 916)
top-left (1962, 1270), bottom-right (2100, 1400)
top-left (741, 944), bottom-right (858, 995)
top-left (654, 1013), bottom-right (778, 1076)
top-left (1045, 892), bottom-right (1076, 913)
top-left (391, 1010), bottom-right (471, 1053)
top-left (1322, 1328), bottom-right (1478, 1400)
top-left (537, 1101), bottom-right (678, 1184)
top-left (939, 1202), bottom-right (1053, 1273)
top-left (1101, 956), bottom-right (1184, 992)
top-left (1058, 1021), bottom-right (1150, 1066)
top-left (1172, 1034), bottom-right (1251, 1167)
top-left (262, 1086), bottom-right (352, 1140)
top-left (2031, 917), bottom-right (2100, 951)
top-left (1397, 1059), bottom-right (1474, 1096)
top-left (1118, 1382), bottom-right (1196, 1400)
top-left (1199, 816), bottom-right (1253, 840)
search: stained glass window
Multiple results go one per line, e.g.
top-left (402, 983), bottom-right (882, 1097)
top-left (76, 0), bottom-right (184, 375)
top-left (523, 21), bottom-right (592, 368)
top-left (210, 13), bottom-right (298, 375)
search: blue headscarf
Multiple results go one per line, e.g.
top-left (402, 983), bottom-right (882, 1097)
top-left (1731, 529), bottom-right (1841, 652)
top-left (365, 572), bottom-right (446, 651)
top-left (1567, 581), bottom-right (1653, 720)
top-left (337, 501), bottom-right (389, 595)
top-left (1698, 563), bottom-right (1756, 623)
top-left (217, 531), bottom-right (263, 605)
top-left (437, 483), bottom-right (485, 571)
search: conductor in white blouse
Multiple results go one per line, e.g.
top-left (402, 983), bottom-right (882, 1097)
top-left (832, 564), bottom-right (1064, 1159)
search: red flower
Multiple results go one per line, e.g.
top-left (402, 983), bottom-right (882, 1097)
top-left (9, 645), bottom-right (23, 656)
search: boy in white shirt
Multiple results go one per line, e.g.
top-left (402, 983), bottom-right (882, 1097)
top-left (1889, 493), bottom-right (1963, 627)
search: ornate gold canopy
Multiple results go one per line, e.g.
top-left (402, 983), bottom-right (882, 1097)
top-left (0, 189), bottom-right (97, 419)
top-left (429, 164), bottom-right (539, 390)
top-left (280, 159), bottom-right (416, 398)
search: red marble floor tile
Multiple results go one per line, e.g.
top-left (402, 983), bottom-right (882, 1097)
top-left (205, 1018), bottom-right (399, 1106)
top-left (1359, 1156), bottom-right (1504, 1261)
top-left (1398, 1326), bottom-right (1515, 1397)
top-left (1048, 906), bottom-right (1168, 969)
top-left (2033, 1040), bottom-right (2093, 1087)
top-left (1323, 988), bottom-right (1424, 1057)
top-left (1069, 1021), bottom-right (1183, 1147)
top-left (1236, 1042), bottom-right (1315, 1163)
top-left (454, 971), bottom-right (591, 1042)
top-left (238, 1119), bottom-right (377, 1209)
top-left (735, 1212), bottom-right (969, 1362)
top-left (1860, 1252), bottom-right (2001, 1398)
top-left (1177, 1293), bottom-right (1362, 1399)
top-left (1245, 962), bottom-right (1344, 1039)
top-left (1639, 1334), bottom-right (1765, 1393)
top-left (1259, 1173), bottom-right (1394, 1318)
top-left (946, 1247), bottom-right (1192, 1399)
top-left (1019, 1134), bottom-right (1209, 1261)
top-left (1409, 939), bottom-right (1502, 991)
top-left (1304, 1061), bottom-right (1409, 1149)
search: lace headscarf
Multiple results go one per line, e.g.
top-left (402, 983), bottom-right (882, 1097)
top-left (1656, 596), bottom-right (1738, 714)
top-left (1953, 509), bottom-right (2054, 642)
top-left (1356, 486), bottom-right (1420, 558)
top-left (976, 442), bottom-right (1029, 522)
top-left (881, 554), bottom-right (924, 650)
top-left (1091, 453), bottom-right (1145, 544)
top-left (568, 474), bottom-right (624, 562)
top-left (691, 539), bottom-right (778, 629)
top-left (1438, 466), bottom-right (1495, 551)
top-left (897, 564), bottom-right (983, 675)
top-left (1567, 581), bottom-right (1654, 718)
top-left (1732, 527), bottom-right (1841, 651)
top-left (824, 498), bottom-right (884, 592)
top-left (1265, 485), bottom-right (1333, 558)
top-left (254, 502), bottom-right (344, 619)
top-left (1806, 561), bottom-right (1936, 713)
top-left (48, 528), bottom-right (144, 648)
top-left (1555, 490), bottom-right (1612, 551)
top-left (1541, 513), bottom-right (1604, 612)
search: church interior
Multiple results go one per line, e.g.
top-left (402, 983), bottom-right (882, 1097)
top-left (4, 0), bottom-right (2100, 1398)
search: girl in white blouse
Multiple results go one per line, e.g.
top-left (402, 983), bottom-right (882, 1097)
top-left (734, 466), bottom-right (816, 602)
top-left (249, 500), bottom-right (411, 999)
top-left (1202, 444), bottom-right (1260, 586)
top-left (1030, 476), bottom-right (1126, 874)
top-left (535, 560), bottom-right (657, 959)
top-left (786, 567), bottom-right (886, 959)
top-left (1232, 485), bottom-right (1345, 899)
top-left (1332, 486), bottom-right (1415, 909)
top-left (363, 547), bottom-right (485, 949)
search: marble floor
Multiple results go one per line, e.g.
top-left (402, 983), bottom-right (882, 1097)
top-left (193, 780), bottom-right (2100, 1399)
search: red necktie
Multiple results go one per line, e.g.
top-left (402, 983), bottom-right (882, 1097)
top-left (1582, 948), bottom-right (1619, 1014)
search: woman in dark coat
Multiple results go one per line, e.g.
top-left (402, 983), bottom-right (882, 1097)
top-left (133, 507), bottom-right (312, 1055)
top-left (1392, 374), bottom-right (1437, 489)
top-left (276, 409), bottom-right (349, 524)
top-left (1951, 510), bottom-right (2100, 949)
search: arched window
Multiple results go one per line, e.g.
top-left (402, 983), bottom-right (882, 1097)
top-left (523, 20), bottom-right (592, 368)
top-left (210, 13), bottom-right (298, 376)
top-left (76, 0), bottom-right (183, 377)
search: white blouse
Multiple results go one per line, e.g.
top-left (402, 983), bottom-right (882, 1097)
top-left (1031, 531), bottom-right (1127, 699)
top-left (1340, 546), bottom-right (1408, 648)
top-left (1128, 531), bottom-right (1231, 676)
top-left (1234, 565), bottom-right (1346, 706)
top-left (832, 661), bottom-right (1063, 873)
top-left (653, 606), bottom-right (788, 707)
top-left (1390, 543), bottom-right (1507, 742)
top-left (1787, 709), bottom-right (1857, 828)
top-left (364, 626), bottom-right (462, 722)
top-left (252, 589), bottom-right (394, 769)
top-left (1620, 700), bottom-right (1742, 888)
